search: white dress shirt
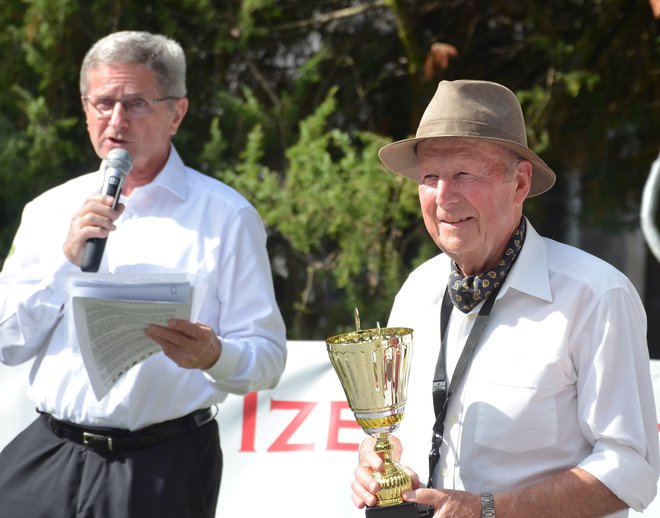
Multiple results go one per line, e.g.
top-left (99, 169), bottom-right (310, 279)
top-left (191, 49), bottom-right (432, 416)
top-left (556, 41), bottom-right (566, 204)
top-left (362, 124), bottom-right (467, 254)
top-left (0, 146), bottom-right (286, 430)
top-left (388, 220), bottom-right (659, 515)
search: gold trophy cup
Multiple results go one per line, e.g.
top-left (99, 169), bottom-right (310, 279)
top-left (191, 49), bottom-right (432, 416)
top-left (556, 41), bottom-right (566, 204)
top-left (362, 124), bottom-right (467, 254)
top-left (326, 320), bottom-right (418, 517)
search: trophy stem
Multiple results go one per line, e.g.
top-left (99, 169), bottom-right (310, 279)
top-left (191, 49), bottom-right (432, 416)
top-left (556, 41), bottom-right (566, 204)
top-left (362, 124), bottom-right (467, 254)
top-left (371, 433), bottom-right (412, 506)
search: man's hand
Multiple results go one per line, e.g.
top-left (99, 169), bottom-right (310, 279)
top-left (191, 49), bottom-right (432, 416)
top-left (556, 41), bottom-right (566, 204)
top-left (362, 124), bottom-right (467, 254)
top-left (403, 487), bottom-right (481, 517)
top-left (352, 436), bottom-right (382, 509)
top-left (145, 319), bottom-right (222, 370)
top-left (352, 436), bottom-right (481, 518)
top-left (63, 194), bottom-right (124, 266)
top-left (351, 435), bottom-right (422, 509)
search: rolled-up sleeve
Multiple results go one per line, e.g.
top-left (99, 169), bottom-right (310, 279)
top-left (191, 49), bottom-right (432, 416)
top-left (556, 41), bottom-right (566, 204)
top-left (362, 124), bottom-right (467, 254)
top-left (575, 284), bottom-right (660, 511)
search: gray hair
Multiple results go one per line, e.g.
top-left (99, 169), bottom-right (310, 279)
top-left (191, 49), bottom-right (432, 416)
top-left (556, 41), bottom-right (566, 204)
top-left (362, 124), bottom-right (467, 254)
top-left (80, 31), bottom-right (186, 97)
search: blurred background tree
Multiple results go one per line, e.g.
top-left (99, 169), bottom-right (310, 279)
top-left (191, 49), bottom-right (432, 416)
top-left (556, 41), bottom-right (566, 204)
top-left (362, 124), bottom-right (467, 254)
top-left (1, 0), bottom-right (658, 348)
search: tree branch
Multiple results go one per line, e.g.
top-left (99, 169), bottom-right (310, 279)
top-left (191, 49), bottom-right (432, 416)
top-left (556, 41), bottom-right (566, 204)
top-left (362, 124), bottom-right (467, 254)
top-left (273, 1), bottom-right (387, 31)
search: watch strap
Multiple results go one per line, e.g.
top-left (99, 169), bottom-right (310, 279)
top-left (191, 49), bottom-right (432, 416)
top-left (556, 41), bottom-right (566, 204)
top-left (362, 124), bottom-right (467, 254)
top-left (480, 492), bottom-right (495, 518)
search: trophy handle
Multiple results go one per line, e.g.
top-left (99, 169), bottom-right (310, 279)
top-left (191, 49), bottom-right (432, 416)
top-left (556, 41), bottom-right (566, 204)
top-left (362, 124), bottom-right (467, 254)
top-left (371, 433), bottom-right (413, 506)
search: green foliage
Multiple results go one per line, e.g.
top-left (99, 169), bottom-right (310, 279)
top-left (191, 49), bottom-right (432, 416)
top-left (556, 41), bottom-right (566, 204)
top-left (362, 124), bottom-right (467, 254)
top-left (238, 0), bottom-right (281, 41)
top-left (0, 0), bottom-right (658, 338)
top-left (203, 86), bottom-right (420, 336)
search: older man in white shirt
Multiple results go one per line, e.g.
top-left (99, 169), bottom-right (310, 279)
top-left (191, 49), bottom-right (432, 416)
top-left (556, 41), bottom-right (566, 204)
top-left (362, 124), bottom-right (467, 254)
top-left (0, 30), bottom-right (286, 518)
top-left (351, 80), bottom-right (659, 518)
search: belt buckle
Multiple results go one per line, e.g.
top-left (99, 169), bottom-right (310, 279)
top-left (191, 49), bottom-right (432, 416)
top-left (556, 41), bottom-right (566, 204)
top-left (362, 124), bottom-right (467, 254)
top-left (83, 431), bottom-right (114, 453)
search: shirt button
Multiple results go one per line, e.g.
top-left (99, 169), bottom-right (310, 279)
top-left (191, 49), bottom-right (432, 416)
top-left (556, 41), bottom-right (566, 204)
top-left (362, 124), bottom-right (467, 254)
top-left (449, 415), bottom-right (457, 424)
top-left (442, 468), bottom-right (449, 477)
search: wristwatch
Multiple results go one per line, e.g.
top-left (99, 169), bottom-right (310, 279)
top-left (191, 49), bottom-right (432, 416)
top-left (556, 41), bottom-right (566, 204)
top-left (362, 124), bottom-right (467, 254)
top-left (481, 492), bottom-right (495, 518)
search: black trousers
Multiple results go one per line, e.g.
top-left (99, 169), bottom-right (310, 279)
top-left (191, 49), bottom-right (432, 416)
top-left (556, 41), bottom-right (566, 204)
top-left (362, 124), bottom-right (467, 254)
top-left (0, 414), bottom-right (222, 518)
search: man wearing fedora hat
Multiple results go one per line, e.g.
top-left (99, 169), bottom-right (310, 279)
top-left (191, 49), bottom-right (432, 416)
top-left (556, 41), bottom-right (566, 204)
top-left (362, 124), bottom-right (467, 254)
top-left (351, 80), bottom-right (659, 517)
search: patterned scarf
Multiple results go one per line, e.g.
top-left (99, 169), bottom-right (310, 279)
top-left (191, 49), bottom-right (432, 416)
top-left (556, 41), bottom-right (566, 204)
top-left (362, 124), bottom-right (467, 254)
top-left (447, 218), bottom-right (526, 313)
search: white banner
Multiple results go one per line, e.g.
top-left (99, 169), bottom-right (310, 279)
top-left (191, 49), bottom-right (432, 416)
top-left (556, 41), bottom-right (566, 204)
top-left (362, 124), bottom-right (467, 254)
top-left (1, 342), bottom-right (659, 517)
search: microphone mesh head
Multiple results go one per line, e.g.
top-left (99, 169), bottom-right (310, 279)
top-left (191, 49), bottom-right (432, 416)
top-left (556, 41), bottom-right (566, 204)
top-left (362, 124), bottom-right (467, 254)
top-left (104, 148), bottom-right (133, 176)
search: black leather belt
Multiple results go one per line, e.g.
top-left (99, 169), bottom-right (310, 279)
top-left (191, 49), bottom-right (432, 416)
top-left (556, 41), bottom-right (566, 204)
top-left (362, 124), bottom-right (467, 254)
top-left (41, 407), bottom-right (216, 454)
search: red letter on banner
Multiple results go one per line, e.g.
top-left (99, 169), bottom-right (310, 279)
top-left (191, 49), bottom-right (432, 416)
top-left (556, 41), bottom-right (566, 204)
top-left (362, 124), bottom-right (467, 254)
top-left (326, 401), bottom-right (360, 451)
top-left (268, 400), bottom-right (317, 452)
top-left (240, 392), bottom-right (258, 452)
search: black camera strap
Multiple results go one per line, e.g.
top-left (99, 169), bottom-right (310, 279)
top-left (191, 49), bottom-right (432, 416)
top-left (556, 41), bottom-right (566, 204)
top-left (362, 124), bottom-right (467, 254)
top-left (428, 286), bottom-right (500, 488)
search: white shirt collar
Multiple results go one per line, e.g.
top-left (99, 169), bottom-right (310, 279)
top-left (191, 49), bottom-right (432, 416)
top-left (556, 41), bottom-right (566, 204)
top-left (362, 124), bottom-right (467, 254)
top-left (134, 144), bottom-right (188, 202)
top-left (498, 218), bottom-right (553, 303)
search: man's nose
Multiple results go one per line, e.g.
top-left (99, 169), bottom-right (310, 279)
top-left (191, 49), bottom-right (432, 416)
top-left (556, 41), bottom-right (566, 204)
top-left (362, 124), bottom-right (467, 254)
top-left (108, 101), bottom-right (129, 129)
top-left (435, 178), bottom-right (459, 205)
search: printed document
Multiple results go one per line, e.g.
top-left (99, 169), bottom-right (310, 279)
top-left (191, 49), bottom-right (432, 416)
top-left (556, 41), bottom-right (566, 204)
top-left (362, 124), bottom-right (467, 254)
top-left (67, 273), bottom-right (193, 400)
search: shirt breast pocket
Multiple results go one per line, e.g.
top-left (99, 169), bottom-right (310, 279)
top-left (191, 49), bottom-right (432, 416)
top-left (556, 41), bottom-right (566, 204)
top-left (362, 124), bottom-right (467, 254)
top-left (472, 368), bottom-right (561, 454)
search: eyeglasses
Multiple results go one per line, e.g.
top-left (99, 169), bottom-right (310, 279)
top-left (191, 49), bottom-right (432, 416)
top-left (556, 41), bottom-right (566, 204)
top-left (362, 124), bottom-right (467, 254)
top-left (82, 95), bottom-right (182, 118)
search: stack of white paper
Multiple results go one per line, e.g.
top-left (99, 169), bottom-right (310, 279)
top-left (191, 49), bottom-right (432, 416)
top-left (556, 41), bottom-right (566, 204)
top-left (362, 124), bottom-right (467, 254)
top-left (67, 273), bottom-right (193, 400)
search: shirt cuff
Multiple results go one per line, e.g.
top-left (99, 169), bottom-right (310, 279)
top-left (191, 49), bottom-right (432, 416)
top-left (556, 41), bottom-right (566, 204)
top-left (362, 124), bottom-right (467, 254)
top-left (578, 439), bottom-right (658, 511)
top-left (204, 337), bottom-right (242, 381)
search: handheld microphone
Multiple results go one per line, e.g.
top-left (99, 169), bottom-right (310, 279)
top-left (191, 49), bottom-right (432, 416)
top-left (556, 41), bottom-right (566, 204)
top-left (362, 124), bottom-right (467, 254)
top-left (80, 148), bottom-right (133, 272)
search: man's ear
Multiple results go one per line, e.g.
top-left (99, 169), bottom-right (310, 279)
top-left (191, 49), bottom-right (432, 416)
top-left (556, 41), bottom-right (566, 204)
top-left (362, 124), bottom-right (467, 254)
top-left (169, 97), bottom-right (189, 136)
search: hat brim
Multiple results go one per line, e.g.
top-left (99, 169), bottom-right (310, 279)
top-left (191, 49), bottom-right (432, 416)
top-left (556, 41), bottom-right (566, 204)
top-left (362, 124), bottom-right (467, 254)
top-left (379, 136), bottom-right (556, 197)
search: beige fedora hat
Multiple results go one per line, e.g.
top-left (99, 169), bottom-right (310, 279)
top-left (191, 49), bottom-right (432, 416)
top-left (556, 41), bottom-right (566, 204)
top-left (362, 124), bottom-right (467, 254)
top-left (378, 79), bottom-right (556, 197)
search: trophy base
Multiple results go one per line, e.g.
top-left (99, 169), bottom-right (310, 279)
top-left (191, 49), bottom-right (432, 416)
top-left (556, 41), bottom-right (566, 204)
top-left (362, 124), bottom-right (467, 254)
top-left (365, 502), bottom-right (419, 517)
